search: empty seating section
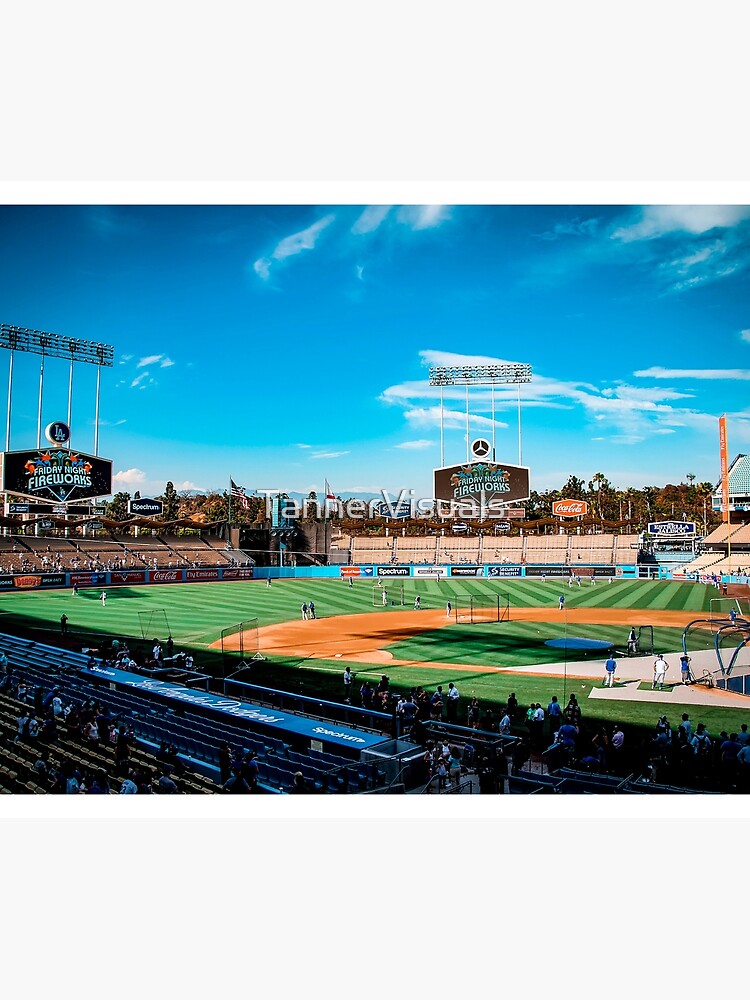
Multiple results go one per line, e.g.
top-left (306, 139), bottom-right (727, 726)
top-left (435, 537), bottom-right (481, 563)
top-left (485, 538), bottom-right (523, 564)
top-left (680, 552), bottom-right (728, 574)
top-left (0, 533), bottom-right (241, 571)
top-left (350, 536), bottom-right (395, 565)
top-left (523, 534), bottom-right (569, 565)
top-left (702, 524), bottom-right (742, 545)
top-left (613, 533), bottom-right (641, 562)
top-left (725, 523), bottom-right (750, 545)
top-left (568, 534), bottom-right (615, 565)
top-left (393, 536), bottom-right (438, 564)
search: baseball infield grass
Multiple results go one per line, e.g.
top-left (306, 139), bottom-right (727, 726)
top-left (0, 577), bottom-right (747, 735)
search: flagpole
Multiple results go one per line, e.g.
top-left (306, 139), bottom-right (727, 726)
top-left (228, 476), bottom-right (232, 529)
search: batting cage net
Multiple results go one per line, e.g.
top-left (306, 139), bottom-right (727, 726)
top-left (220, 617), bottom-right (263, 677)
top-left (372, 583), bottom-right (405, 607)
top-left (454, 593), bottom-right (510, 624)
top-left (137, 609), bottom-right (172, 642)
top-left (709, 597), bottom-right (744, 624)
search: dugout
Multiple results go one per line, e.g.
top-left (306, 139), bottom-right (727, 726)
top-left (360, 738), bottom-right (429, 788)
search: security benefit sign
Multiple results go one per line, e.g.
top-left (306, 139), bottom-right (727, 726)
top-left (433, 460), bottom-right (530, 518)
top-left (1, 448), bottom-right (113, 504)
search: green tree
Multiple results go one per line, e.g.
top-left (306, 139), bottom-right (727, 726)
top-left (106, 491), bottom-right (131, 520)
top-left (161, 481), bottom-right (180, 521)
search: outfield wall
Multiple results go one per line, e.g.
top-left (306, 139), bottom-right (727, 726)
top-left (5, 562), bottom-right (748, 591)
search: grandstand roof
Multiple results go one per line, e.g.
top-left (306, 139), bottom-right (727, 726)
top-left (715, 454), bottom-right (750, 496)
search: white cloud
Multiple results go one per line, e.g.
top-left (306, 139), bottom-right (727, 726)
top-left (540, 217), bottom-right (599, 240)
top-left (740, 330), bottom-right (750, 343)
top-left (311, 450), bottom-right (350, 459)
top-left (351, 206), bottom-right (392, 235)
top-left (396, 205), bottom-right (450, 230)
top-left (173, 480), bottom-right (200, 491)
top-left (254, 214), bottom-right (335, 280)
top-left (394, 439), bottom-right (435, 450)
top-left (355, 264), bottom-right (364, 281)
top-left (404, 406), bottom-right (508, 430)
top-left (135, 354), bottom-right (174, 369)
top-left (95, 418), bottom-right (127, 427)
top-left (113, 468), bottom-right (146, 485)
top-left (297, 443), bottom-right (312, 449)
top-left (634, 367), bottom-right (750, 381)
top-left (253, 257), bottom-right (271, 280)
top-left (612, 205), bottom-right (750, 243)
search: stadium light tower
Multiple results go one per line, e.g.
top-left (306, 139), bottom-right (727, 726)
top-left (428, 362), bottom-right (532, 465)
top-left (1, 323), bottom-right (114, 454)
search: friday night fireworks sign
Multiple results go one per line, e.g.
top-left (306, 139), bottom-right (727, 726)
top-left (433, 459), bottom-right (530, 517)
top-left (1, 447), bottom-right (113, 504)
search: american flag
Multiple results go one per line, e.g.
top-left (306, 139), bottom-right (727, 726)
top-left (230, 478), bottom-right (251, 510)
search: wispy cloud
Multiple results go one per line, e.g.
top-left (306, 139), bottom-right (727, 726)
top-left (137, 354), bottom-right (174, 369)
top-left (404, 407), bottom-right (508, 431)
top-left (394, 439), bottom-right (435, 450)
top-left (396, 205), bottom-right (451, 230)
top-left (130, 372), bottom-right (157, 390)
top-left (297, 443), bottom-right (312, 449)
top-left (351, 206), bottom-right (392, 235)
top-left (612, 205), bottom-right (750, 243)
top-left (740, 329), bottom-right (750, 343)
top-left (253, 214), bottom-right (335, 281)
top-left (530, 204), bottom-right (750, 296)
top-left (95, 418), bottom-right (127, 427)
top-left (381, 349), bottom-right (728, 449)
top-left (310, 450), bottom-right (350, 459)
top-left (539, 217), bottom-right (599, 240)
top-left (634, 367), bottom-right (750, 381)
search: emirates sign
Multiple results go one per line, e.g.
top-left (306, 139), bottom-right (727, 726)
top-left (553, 499), bottom-right (589, 517)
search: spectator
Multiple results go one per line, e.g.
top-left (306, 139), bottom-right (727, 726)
top-left (291, 771), bottom-right (311, 793)
top-left (547, 695), bottom-right (562, 739)
top-left (446, 682), bottom-right (460, 723)
top-left (158, 768), bottom-right (179, 794)
top-left (507, 693), bottom-right (518, 718)
top-left (467, 696), bottom-right (481, 729)
top-left (563, 694), bottom-right (581, 727)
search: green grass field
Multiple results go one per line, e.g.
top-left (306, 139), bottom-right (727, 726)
top-left (0, 576), bottom-right (724, 650)
top-left (1, 577), bottom-right (748, 735)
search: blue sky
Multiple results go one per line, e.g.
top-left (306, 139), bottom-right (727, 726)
top-left (1, 202), bottom-right (749, 500)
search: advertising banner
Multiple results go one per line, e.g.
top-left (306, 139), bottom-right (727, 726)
top-left (376, 566), bottom-right (410, 577)
top-left (449, 566), bottom-right (484, 577)
top-left (70, 572), bottom-right (107, 586)
top-left (340, 566), bottom-right (361, 578)
top-left (647, 521), bottom-right (696, 537)
top-left (1, 447), bottom-right (112, 504)
top-left (185, 569), bottom-right (219, 581)
top-left (434, 459), bottom-right (530, 517)
top-left (487, 565), bottom-right (522, 577)
top-left (12, 572), bottom-right (66, 589)
top-left (221, 568), bottom-right (255, 580)
top-left (553, 499), bottom-right (589, 518)
top-left (128, 498), bottom-right (164, 515)
top-left (110, 571), bottom-right (147, 584)
top-left (719, 415), bottom-right (729, 522)
top-left (149, 570), bottom-right (182, 584)
top-left (413, 566), bottom-right (448, 577)
top-left (0, 575), bottom-right (14, 589)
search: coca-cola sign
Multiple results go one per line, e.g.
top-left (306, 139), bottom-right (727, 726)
top-left (553, 500), bottom-right (589, 518)
top-left (151, 570), bottom-right (180, 583)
